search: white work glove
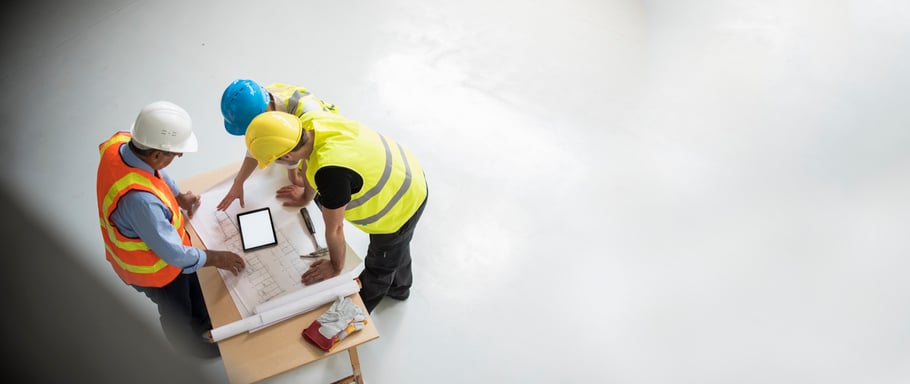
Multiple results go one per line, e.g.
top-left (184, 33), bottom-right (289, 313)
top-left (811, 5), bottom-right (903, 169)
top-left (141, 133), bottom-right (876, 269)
top-left (317, 297), bottom-right (365, 339)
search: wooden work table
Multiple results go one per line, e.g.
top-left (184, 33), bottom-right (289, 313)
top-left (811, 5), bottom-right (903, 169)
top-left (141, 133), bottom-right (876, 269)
top-left (180, 162), bottom-right (379, 384)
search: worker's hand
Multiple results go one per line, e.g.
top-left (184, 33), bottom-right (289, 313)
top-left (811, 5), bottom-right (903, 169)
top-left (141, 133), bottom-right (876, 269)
top-left (217, 183), bottom-right (245, 211)
top-left (204, 250), bottom-right (246, 276)
top-left (301, 259), bottom-right (340, 285)
top-left (276, 184), bottom-right (309, 207)
top-left (286, 167), bottom-right (306, 187)
top-left (177, 191), bottom-right (201, 218)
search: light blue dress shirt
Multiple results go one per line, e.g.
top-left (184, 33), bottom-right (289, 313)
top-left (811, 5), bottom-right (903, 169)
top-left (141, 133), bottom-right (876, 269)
top-left (109, 143), bottom-right (207, 274)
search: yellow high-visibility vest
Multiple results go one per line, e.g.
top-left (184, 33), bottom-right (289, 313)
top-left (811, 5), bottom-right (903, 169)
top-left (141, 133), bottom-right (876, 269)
top-left (266, 83), bottom-right (339, 117)
top-left (302, 111), bottom-right (427, 234)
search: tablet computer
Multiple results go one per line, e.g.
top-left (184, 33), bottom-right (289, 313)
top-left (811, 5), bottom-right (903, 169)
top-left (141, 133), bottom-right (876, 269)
top-left (236, 207), bottom-right (278, 252)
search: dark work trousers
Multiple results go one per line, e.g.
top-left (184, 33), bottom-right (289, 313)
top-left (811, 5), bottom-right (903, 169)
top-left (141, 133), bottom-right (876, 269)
top-left (132, 272), bottom-right (219, 359)
top-left (360, 195), bottom-right (428, 313)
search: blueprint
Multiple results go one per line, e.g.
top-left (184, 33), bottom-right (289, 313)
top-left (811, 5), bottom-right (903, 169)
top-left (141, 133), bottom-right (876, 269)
top-left (205, 210), bottom-right (312, 317)
top-left (188, 164), bottom-right (363, 320)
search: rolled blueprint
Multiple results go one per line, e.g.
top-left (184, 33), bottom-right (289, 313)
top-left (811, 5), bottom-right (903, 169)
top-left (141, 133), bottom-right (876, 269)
top-left (210, 279), bottom-right (360, 342)
top-left (254, 266), bottom-right (363, 315)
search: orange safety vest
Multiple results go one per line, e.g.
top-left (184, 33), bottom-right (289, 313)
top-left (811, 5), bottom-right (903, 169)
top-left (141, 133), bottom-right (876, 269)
top-left (96, 132), bottom-right (187, 287)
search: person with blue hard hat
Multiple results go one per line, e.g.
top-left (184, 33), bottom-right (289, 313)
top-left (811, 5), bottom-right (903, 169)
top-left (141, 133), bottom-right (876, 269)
top-left (216, 79), bottom-right (339, 211)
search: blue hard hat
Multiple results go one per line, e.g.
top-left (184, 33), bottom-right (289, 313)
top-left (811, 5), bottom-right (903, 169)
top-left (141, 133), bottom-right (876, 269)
top-left (221, 79), bottom-right (269, 136)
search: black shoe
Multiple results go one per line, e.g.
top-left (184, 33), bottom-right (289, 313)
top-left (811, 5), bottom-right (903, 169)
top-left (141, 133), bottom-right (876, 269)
top-left (387, 290), bottom-right (410, 301)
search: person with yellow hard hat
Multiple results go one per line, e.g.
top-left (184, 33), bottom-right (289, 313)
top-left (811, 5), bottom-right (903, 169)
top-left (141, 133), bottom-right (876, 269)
top-left (245, 110), bottom-right (428, 313)
top-left (216, 79), bottom-right (340, 211)
top-left (96, 101), bottom-right (247, 358)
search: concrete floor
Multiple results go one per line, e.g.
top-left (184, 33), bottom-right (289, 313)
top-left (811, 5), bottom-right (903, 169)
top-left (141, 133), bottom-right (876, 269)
top-left (3, 0), bottom-right (910, 383)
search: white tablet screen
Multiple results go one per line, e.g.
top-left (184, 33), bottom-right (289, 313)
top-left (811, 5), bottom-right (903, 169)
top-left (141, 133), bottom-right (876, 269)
top-left (236, 207), bottom-right (278, 252)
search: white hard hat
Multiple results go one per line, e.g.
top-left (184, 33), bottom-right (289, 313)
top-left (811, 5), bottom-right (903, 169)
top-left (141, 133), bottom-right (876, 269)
top-left (131, 101), bottom-right (199, 152)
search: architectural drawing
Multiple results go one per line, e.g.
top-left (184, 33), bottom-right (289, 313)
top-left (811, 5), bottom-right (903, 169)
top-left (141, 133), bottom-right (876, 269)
top-left (188, 165), bottom-right (363, 320)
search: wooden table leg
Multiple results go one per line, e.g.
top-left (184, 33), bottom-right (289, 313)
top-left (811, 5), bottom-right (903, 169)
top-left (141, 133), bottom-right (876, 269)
top-left (329, 346), bottom-right (364, 384)
top-left (349, 347), bottom-right (364, 384)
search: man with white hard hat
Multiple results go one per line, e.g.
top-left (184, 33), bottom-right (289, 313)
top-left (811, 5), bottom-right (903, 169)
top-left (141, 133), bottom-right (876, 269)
top-left (96, 101), bottom-right (246, 358)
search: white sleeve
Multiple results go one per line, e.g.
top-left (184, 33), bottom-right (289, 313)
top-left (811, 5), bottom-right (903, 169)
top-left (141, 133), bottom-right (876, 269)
top-left (301, 98), bottom-right (322, 113)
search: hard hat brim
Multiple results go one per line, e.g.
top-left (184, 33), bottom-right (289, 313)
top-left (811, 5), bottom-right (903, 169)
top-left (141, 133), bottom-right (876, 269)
top-left (245, 111), bottom-right (301, 170)
top-left (224, 119), bottom-right (246, 136)
top-left (169, 132), bottom-right (199, 153)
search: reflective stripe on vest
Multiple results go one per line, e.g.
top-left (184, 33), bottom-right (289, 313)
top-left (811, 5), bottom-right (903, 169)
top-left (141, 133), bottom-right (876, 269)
top-left (346, 134), bottom-right (414, 226)
top-left (100, 172), bottom-right (184, 251)
top-left (286, 89), bottom-right (309, 115)
top-left (99, 133), bottom-right (129, 156)
top-left (96, 132), bottom-right (185, 287)
top-left (104, 241), bottom-right (170, 273)
top-left (303, 112), bottom-right (427, 234)
top-left (266, 83), bottom-right (338, 117)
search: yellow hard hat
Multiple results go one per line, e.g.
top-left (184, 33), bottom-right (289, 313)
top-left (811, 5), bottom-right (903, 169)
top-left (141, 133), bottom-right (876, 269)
top-left (245, 111), bottom-right (303, 169)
